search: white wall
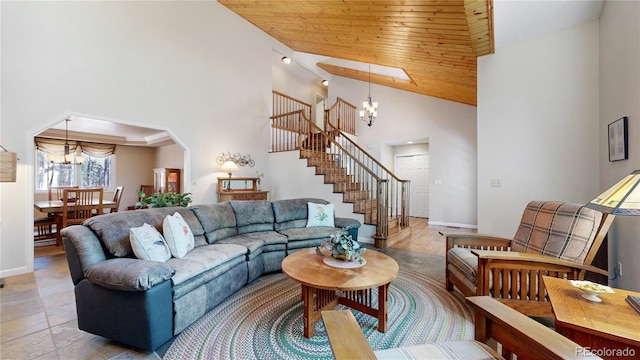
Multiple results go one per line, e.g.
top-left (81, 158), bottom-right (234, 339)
top-left (477, 20), bottom-right (600, 237)
top-left (599, 0), bottom-right (640, 291)
top-left (0, 1), bottom-right (272, 276)
top-left (271, 52), bottom-right (328, 114)
top-left (328, 78), bottom-right (477, 227)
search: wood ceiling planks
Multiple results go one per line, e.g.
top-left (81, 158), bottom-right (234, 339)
top-left (219, 0), bottom-right (494, 106)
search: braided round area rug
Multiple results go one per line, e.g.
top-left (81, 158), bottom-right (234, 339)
top-left (163, 267), bottom-right (473, 360)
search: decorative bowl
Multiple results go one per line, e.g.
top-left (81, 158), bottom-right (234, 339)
top-left (570, 280), bottom-right (614, 302)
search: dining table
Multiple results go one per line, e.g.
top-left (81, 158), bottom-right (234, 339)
top-left (34, 199), bottom-right (118, 244)
top-left (34, 199), bottom-right (117, 214)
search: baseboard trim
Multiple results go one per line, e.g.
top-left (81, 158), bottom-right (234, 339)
top-left (428, 221), bottom-right (477, 230)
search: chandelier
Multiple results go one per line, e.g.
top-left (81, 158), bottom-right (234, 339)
top-left (46, 119), bottom-right (84, 165)
top-left (359, 64), bottom-right (378, 127)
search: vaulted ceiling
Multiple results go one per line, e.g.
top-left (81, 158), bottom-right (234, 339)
top-left (219, 0), bottom-right (495, 106)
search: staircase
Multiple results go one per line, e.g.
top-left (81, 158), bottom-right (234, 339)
top-left (270, 91), bottom-right (410, 247)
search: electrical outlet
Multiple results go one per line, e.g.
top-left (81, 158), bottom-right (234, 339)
top-left (617, 261), bottom-right (623, 277)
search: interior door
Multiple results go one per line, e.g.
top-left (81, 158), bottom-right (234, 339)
top-left (395, 154), bottom-right (429, 218)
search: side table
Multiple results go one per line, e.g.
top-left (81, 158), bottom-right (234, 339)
top-left (543, 276), bottom-right (640, 359)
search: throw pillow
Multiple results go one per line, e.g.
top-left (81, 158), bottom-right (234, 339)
top-left (130, 223), bottom-right (171, 262)
top-left (306, 202), bottom-right (335, 227)
top-left (163, 212), bottom-right (195, 258)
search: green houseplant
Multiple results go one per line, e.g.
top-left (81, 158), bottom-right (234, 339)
top-left (136, 191), bottom-right (193, 208)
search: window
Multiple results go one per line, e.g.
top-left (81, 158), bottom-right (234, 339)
top-left (35, 149), bottom-right (114, 190)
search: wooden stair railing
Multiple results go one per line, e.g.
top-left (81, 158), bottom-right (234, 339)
top-left (270, 91), bottom-right (410, 246)
top-left (325, 113), bottom-right (410, 237)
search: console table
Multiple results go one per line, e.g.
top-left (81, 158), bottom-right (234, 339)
top-left (543, 276), bottom-right (640, 359)
top-left (217, 177), bottom-right (268, 202)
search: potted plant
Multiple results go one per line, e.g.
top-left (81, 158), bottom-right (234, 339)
top-left (136, 191), bottom-right (193, 208)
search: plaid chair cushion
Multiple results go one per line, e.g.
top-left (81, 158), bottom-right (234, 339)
top-left (448, 247), bottom-right (478, 285)
top-left (512, 201), bottom-right (602, 264)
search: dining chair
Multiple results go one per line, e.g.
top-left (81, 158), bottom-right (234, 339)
top-left (48, 185), bottom-right (79, 201)
top-left (56, 188), bottom-right (104, 246)
top-left (34, 186), bottom-right (79, 245)
top-left (110, 185), bottom-right (125, 213)
top-left (139, 185), bottom-right (155, 199)
top-left (34, 216), bottom-right (58, 244)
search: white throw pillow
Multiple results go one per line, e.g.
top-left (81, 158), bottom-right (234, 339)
top-left (306, 202), bottom-right (335, 227)
top-left (163, 212), bottom-right (195, 258)
top-left (129, 223), bottom-right (171, 262)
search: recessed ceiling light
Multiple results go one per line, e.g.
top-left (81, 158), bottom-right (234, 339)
top-left (281, 56), bottom-right (291, 65)
top-left (407, 141), bottom-right (414, 144)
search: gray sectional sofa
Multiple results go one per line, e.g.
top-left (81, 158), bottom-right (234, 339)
top-left (61, 198), bottom-right (360, 351)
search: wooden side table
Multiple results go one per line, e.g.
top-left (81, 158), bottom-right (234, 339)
top-left (543, 276), bottom-right (640, 359)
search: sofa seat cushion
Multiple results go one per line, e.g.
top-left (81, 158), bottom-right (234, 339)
top-left (167, 243), bottom-right (247, 286)
top-left (278, 226), bottom-right (341, 241)
top-left (374, 341), bottom-right (501, 360)
top-left (84, 258), bottom-right (175, 292)
top-left (218, 231), bottom-right (287, 254)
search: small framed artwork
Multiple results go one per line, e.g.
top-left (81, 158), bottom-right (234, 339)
top-left (608, 116), bottom-right (628, 162)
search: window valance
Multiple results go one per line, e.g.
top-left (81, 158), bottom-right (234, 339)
top-left (35, 137), bottom-right (116, 158)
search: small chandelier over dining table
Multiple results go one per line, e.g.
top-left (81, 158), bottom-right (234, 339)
top-left (46, 119), bottom-right (84, 165)
top-left (359, 64), bottom-right (378, 127)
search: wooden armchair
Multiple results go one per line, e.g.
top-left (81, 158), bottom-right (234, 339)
top-left (445, 201), bottom-right (613, 317)
top-left (322, 297), bottom-right (601, 360)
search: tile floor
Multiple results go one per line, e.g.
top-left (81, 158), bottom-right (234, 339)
top-left (1, 247), bottom-right (161, 359)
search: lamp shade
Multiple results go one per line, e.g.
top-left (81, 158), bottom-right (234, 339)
top-left (221, 161), bottom-right (238, 172)
top-left (586, 170), bottom-right (640, 215)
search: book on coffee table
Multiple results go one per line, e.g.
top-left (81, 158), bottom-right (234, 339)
top-left (626, 295), bottom-right (640, 315)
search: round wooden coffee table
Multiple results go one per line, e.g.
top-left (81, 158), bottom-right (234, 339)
top-left (282, 247), bottom-right (399, 338)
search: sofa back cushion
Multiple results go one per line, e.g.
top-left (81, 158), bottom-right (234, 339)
top-left (190, 203), bottom-right (238, 243)
top-left (272, 198), bottom-right (328, 231)
top-left (512, 200), bottom-right (603, 264)
top-left (229, 200), bottom-right (275, 234)
top-left (85, 207), bottom-right (203, 257)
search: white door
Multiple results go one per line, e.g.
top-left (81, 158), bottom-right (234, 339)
top-left (395, 154), bottom-right (429, 218)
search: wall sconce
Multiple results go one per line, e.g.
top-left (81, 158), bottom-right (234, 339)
top-left (0, 145), bottom-right (17, 182)
top-left (322, 80), bottom-right (329, 86)
top-left (220, 161), bottom-right (238, 191)
top-left (281, 56), bottom-right (292, 65)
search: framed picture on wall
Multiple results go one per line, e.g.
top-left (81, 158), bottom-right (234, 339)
top-left (608, 116), bottom-right (628, 162)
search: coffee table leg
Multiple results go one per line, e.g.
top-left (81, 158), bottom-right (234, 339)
top-left (377, 283), bottom-right (389, 332)
top-left (302, 285), bottom-right (315, 338)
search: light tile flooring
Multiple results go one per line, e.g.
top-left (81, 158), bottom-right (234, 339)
top-left (1, 247), bottom-right (162, 359)
top-left (1, 218), bottom-right (460, 359)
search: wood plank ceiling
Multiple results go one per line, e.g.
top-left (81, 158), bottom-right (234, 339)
top-left (219, 0), bottom-right (494, 106)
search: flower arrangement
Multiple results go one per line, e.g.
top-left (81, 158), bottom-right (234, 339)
top-left (322, 231), bottom-right (366, 263)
